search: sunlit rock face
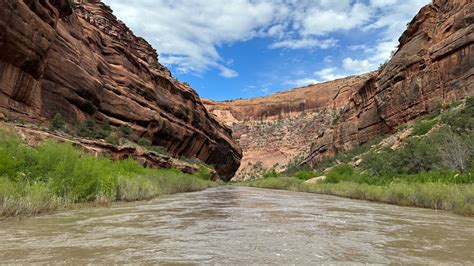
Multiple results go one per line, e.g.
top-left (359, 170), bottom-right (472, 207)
top-left (0, 0), bottom-right (242, 180)
top-left (306, 0), bottom-right (473, 166)
top-left (204, 74), bottom-right (373, 179)
top-left (206, 0), bottom-right (473, 175)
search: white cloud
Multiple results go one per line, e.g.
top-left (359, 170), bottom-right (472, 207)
top-left (284, 78), bottom-right (320, 87)
top-left (342, 58), bottom-right (375, 74)
top-left (219, 66), bottom-right (239, 78)
top-left (314, 68), bottom-right (345, 81)
top-left (102, 0), bottom-right (430, 78)
top-left (103, 0), bottom-right (277, 75)
top-left (269, 38), bottom-right (337, 50)
top-left (301, 3), bottom-right (372, 36)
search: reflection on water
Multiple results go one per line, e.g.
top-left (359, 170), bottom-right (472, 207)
top-left (0, 187), bottom-right (473, 264)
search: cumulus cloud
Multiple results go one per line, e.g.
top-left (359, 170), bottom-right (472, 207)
top-left (342, 58), bottom-right (375, 74)
top-left (284, 78), bottom-right (320, 87)
top-left (103, 0), bottom-right (430, 79)
top-left (269, 38), bottom-right (337, 50)
top-left (314, 68), bottom-right (345, 81)
top-left (103, 0), bottom-right (277, 77)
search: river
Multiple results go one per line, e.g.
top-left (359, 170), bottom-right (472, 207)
top-left (0, 186), bottom-right (473, 264)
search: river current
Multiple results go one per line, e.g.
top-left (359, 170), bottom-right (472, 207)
top-left (1, 186), bottom-right (473, 264)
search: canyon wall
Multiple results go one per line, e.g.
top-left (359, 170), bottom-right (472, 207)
top-left (0, 0), bottom-right (242, 179)
top-left (207, 0), bottom-right (473, 176)
top-left (306, 0), bottom-right (473, 165)
top-left (204, 74), bottom-right (373, 178)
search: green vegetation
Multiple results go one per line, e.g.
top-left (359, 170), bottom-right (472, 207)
top-left (235, 98), bottom-right (474, 216)
top-left (313, 136), bottom-right (384, 172)
top-left (412, 117), bottom-right (438, 136)
top-left (50, 113), bottom-right (65, 131)
top-left (301, 182), bottom-right (474, 216)
top-left (234, 177), bottom-right (301, 191)
top-left (119, 125), bottom-right (133, 137)
top-left (45, 113), bottom-right (172, 157)
top-left (0, 127), bottom-right (214, 219)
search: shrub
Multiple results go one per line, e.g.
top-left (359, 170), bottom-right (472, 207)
top-left (76, 119), bottom-right (96, 138)
top-left (95, 120), bottom-right (111, 139)
top-left (325, 164), bottom-right (355, 183)
top-left (105, 133), bottom-right (120, 146)
top-left (437, 129), bottom-right (473, 172)
top-left (412, 118), bottom-right (438, 136)
top-left (50, 113), bottom-right (65, 131)
top-left (391, 137), bottom-right (440, 174)
top-left (262, 168), bottom-right (280, 179)
top-left (441, 97), bottom-right (474, 133)
top-left (137, 137), bottom-right (152, 147)
top-left (360, 148), bottom-right (397, 177)
top-left (196, 165), bottom-right (210, 180)
top-left (0, 127), bottom-right (214, 217)
top-left (119, 125), bottom-right (133, 138)
top-left (293, 170), bottom-right (317, 180)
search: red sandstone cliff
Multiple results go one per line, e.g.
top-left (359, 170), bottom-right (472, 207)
top-left (206, 0), bottom-right (473, 176)
top-left (0, 0), bottom-right (242, 179)
top-left (306, 0), bottom-right (473, 165)
top-left (204, 74), bottom-right (373, 178)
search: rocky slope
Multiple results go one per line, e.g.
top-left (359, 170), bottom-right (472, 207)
top-left (306, 0), bottom-right (473, 165)
top-left (0, 0), bottom-right (242, 179)
top-left (206, 0), bottom-right (473, 177)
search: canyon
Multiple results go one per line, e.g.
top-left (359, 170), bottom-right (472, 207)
top-left (0, 0), bottom-right (472, 181)
top-left (0, 0), bottom-right (242, 180)
top-left (206, 0), bottom-right (473, 179)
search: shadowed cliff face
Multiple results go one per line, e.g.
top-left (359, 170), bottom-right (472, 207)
top-left (0, 0), bottom-right (242, 180)
top-left (305, 0), bottom-right (473, 166)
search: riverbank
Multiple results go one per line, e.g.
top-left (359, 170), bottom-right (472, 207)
top-left (234, 99), bottom-right (474, 216)
top-left (232, 177), bottom-right (474, 216)
top-left (0, 127), bottom-right (215, 219)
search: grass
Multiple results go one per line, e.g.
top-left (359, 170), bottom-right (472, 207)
top-left (301, 182), bottom-right (474, 216)
top-left (233, 176), bottom-right (474, 216)
top-left (233, 177), bottom-right (302, 191)
top-left (0, 127), bottom-right (215, 219)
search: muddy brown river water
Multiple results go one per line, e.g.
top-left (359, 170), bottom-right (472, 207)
top-left (0, 186), bottom-right (473, 264)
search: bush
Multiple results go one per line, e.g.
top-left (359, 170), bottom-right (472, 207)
top-left (95, 120), bottom-right (111, 139)
top-left (196, 165), bottom-right (210, 180)
top-left (120, 125), bottom-right (133, 138)
top-left (137, 137), bottom-right (152, 147)
top-left (441, 97), bottom-right (474, 133)
top-left (50, 113), bottom-right (65, 131)
top-left (325, 164), bottom-right (355, 183)
top-left (282, 155), bottom-right (312, 177)
top-left (262, 168), bottom-right (280, 179)
top-left (0, 127), bottom-right (214, 218)
top-left (293, 170), bottom-right (317, 180)
top-left (76, 119), bottom-right (96, 138)
top-left (412, 118), bottom-right (438, 136)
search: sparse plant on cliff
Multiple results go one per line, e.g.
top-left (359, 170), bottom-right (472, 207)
top-left (76, 119), bottom-right (96, 138)
top-left (331, 108), bottom-right (341, 125)
top-left (119, 124), bottom-right (133, 138)
top-left (412, 117), bottom-right (438, 136)
top-left (50, 113), bottom-right (65, 131)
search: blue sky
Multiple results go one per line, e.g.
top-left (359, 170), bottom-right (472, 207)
top-left (102, 0), bottom-right (430, 101)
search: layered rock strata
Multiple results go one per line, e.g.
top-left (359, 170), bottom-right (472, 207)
top-left (0, 0), bottom-right (242, 179)
top-left (306, 0), bottom-right (473, 165)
